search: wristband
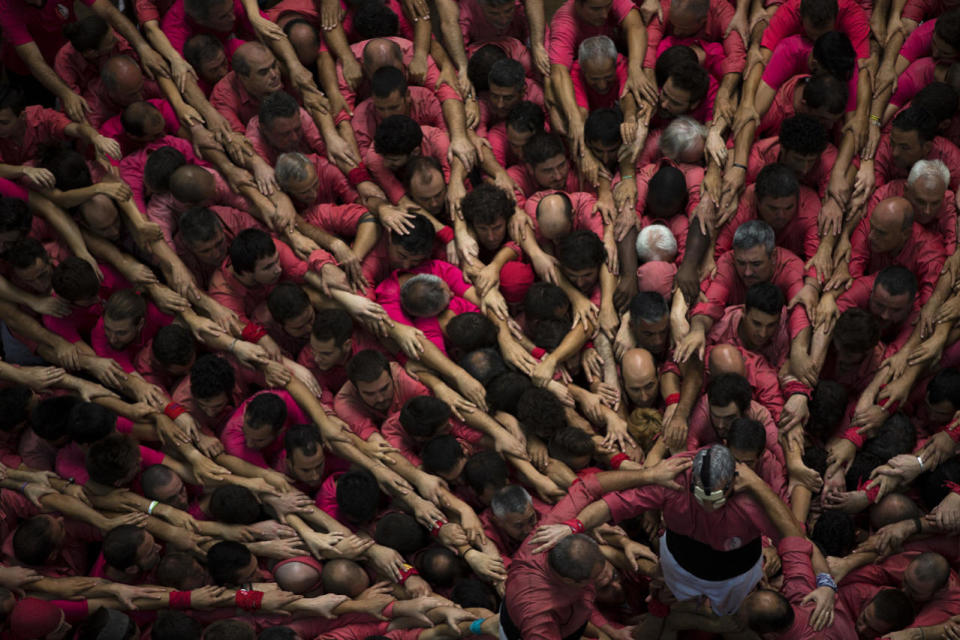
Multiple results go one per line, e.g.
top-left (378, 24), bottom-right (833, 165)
top-left (584, 340), bottom-right (595, 350)
top-left (20, 481), bottom-right (28, 493)
top-left (869, 114), bottom-right (881, 122)
top-left (147, 500), bottom-right (159, 515)
top-left (647, 596), bottom-right (670, 618)
top-left (664, 393), bottom-right (680, 406)
top-left (620, 174), bottom-right (634, 181)
top-left (169, 591), bottom-right (192, 609)
top-left (430, 520), bottom-right (446, 537)
top-left (947, 421), bottom-right (960, 443)
top-left (562, 518), bottom-right (585, 534)
top-left (163, 402), bottom-right (187, 420)
top-left (347, 165), bottom-right (372, 186)
top-left (531, 347), bottom-right (547, 359)
top-left (469, 618), bottom-right (486, 635)
top-left (241, 322), bottom-right (268, 343)
top-left (398, 563), bottom-right (419, 584)
top-left (815, 573), bottom-right (837, 591)
top-left (918, 455), bottom-right (925, 471)
top-left (610, 452), bottom-right (630, 470)
top-left (381, 601), bottom-right (396, 618)
top-left (841, 426), bottom-right (865, 448)
top-left (732, 162), bottom-right (747, 171)
top-left (944, 480), bottom-right (960, 495)
top-left (436, 226), bottom-right (455, 245)
top-left (235, 589), bottom-right (264, 610)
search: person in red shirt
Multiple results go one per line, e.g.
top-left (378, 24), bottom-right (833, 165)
top-left (175, 205), bottom-right (265, 290)
top-left (244, 90), bottom-right (331, 168)
top-left (219, 390), bottom-right (306, 468)
top-left (54, 16), bottom-right (135, 97)
top-left (507, 132), bottom-right (582, 205)
top-left (479, 59), bottom-right (544, 131)
top-left (707, 283), bottom-right (791, 370)
top-left (183, 34), bottom-right (230, 96)
top-left (869, 160), bottom-right (957, 255)
top-left (0, 88), bottom-right (119, 172)
top-left (756, 72), bottom-right (848, 140)
top-left (746, 115), bottom-right (838, 198)
top-left (761, 0), bottom-right (870, 63)
top-left (620, 348), bottom-right (661, 413)
top-left (297, 308), bottom-right (381, 403)
top-left (365, 116), bottom-right (452, 207)
top-left (84, 55), bottom-right (165, 129)
top-left (482, 484), bottom-right (552, 567)
top-left (90, 289), bottom-right (174, 374)
top-left (352, 66), bottom-right (446, 155)
top-left (871, 106), bottom-right (960, 192)
top-left (210, 43), bottom-right (284, 132)
top-left (333, 349), bottom-right (429, 441)
top-left (570, 36), bottom-right (628, 112)
top-left (717, 165), bottom-right (822, 262)
top-left (488, 101), bottom-right (545, 170)
top-left (459, 0), bottom-right (530, 45)
top-left (274, 152), bottom-right (359, 209)
top-left (845, 197), bottom-right (946, 306)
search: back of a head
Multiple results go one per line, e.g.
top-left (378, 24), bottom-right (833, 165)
top-left (486, 370), bottom-right (534, 413)
top-left (834, 308), bottom-right (881, 353)
top-left (927, 367), bottom-right (960, 411)
top-left (41, 148), bottom-right (93, 190)
top-left (629, 290), bottom-right (669, 324)
top-left (548, 534), bottom-right (602, 581)
top-left (913, 83), bottom-right (959, 124)
top-left (346, 349), bottom-right (390, 385)
top-left (371, 65), bottom-right (408, 98)
top-left (353, 0), bottom-right (399, 39)
top-left (647, 166), bottom-right (689, 213)
top-left (467, 44), bottom-right (507, 91)
top-left (870, 493), bottom-right (921, 530)
top-left (267, 282), bottom-right (310, 325)
top-left (517, 387), bottom-right (567, 438)
top-left (725, 418), bottom-right (766, 455)
top-left (584, 108), bottom-right (623, 147)
top-left (105, 288), bottom-right (147, 325)
top-left (388, 212), bottom-right (435, 255)
top-left (202, 619), bottom-right (256, 640)
top-left (523, 281), bottom-right (569, 321)
top-left (548, 426), bottom-right (596, 468)
top-left (77, 608), bottom-right (137, 640)
top-left (692, 444), bottom-right (735, 492)
top-left (523, 132), bottom-right (566, 167)
top-left (779, 114), bottom-right (828, 155)
top-left (811, 510), bottom-right (855, 556)
top-left (190, 353), bottom-right (235, 400)
top-left (803, 72), bottom-right (848, 115)
top-left (654, 45), bottom-right (698, 86)
top-left (144, 146), bottom-right (188, 194)
top-left (490, 484), bottom-right (533, 518)
top-left (755, 163), bottom-right (799, 201)
top-left (399, 396), bottom-right (451, 439)
top-left (0, 84), bottom-right (25, 116)
top-left (336, 469), bottom-right (381, 523)
top-left (936, 9), bottom-right (960, 53)
top-left (869, 589), bottom-right (916, 632)
top-left (744, 589), bottom-right (795, 634)
top-left (893, 106), bottom-right (938, 143)
top-left (152, 323), bottom-right (196, 368)
top-left (707, 373), bottom-right (752, 413)
top-left (421, 434), bottom-right (466, 476)
top-left (745, 282), bottom-right (785, 317)
top-left (812, 31), bottom-right (855, 81)
top-left (401, 273), bottom-right (450, 317)
top-left (209, 484), bottom-right (263, 524)
top-left (69, 402), bottom-right (117, 444)
top-left (461, 183), bottom-right (513, 227)
top-left (321, 558), bottom-right (369, 597)
top-left (52, 256), bottom-right (100, 302)
top-left (556, 229), bottom-right (605, 271)
top-left (506, 100), bottom-right (545, 134)
top-left (63, 15), bottom-right (109, 52)
top-left (458, 347), bottom-right (506, 385)
top-left (463, 450), bottom-right (509, 497)
top-left (259, 90), bottom-right (300, 131)
top-left (31, 394), bottom-right (81, 442)
top-left (488, 58), bottom-right (525, 91)
top-left (229, 228), bottom-right (275, 275)
top-left (418, 545), bottom-right (460, 587)
top-left (809, 380), bottom-right (848, 435)
top-left (245, 392), bottom-right (287, 432)
top-left (374, 114), bottom-right (423, 156)
top-left (445, 312), bottom-right (498, 359)
top-left (374, 512), bottom-right (428, 554)
top-left (636, 223), bottom-right (678, 263)
top-left (863, 413), bottom-right (916, 462)
top-left (800, 0), bottom-right (838, 27)
top-left (207, 541), bottom-right (255, 587)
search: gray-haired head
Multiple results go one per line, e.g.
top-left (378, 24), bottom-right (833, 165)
top-left (400, 273), bottom-right (450, 317)
top-left (275, 152), bottom-right (313, 188)
top-left (490, 485), bottom-right (533, 518)
top-left (691, 444), bottom-right (735, 492)
top-left (636, 224), bottom-right (678, 263)
top-left (660, 116), bottom-right (707, 161)
top-left (578, 36), bottom-right (617, 66)
top-left (732, 220), bottom-right (776, 255)
top-left (548, 534), bottom-right (603, 581)
top-left (907, 159), bottom-right (950, 190)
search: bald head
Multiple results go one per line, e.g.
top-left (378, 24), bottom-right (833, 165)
top-left (80, 194), bottom-right (122, 241)
top-left (362, 39), bottom-right (403, 77)
top-left (233, 42), bottom-right (272, 75)
top-left (906, 553), bottom-right (951, 602)
top-left (621, 348), bottom-right (658, 407)
top-left (101, 56), bottom-right (145, 106)
top-left (170, 166), bottom-right (215, 204)
top-left (709, 344), bottom-right (746, 377)
top-left (870, 197), bottom-right (915, 254)
top-left (232, 43), bottom-right (281, 98)
top-left (875, 197), bottom-right (914, 230)
top-left (320, 559), bottom-right (369, 598)
top-left (275, 560), bottom-right (323, 594)
top-left (536, 194), bottom-right (574, 240)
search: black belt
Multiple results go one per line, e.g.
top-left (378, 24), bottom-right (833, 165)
top-left (665, 529), bottom-right (761, 581)
top-left (500, 599), bottom-right (589, 640)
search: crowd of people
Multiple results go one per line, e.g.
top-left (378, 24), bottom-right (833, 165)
top-left (0, 0), bottom-right (957, 635)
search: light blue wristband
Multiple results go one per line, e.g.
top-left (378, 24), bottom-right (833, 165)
top-left (469, 618), bottom-right (486, 635)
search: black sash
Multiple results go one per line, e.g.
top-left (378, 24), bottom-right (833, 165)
top-left (500, 599), bottom-right (589, 640)
top-left (665, 528), bottom-right (761, 581)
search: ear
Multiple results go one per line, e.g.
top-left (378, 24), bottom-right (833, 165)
top-left (342, 338), bottom-right (353, 353)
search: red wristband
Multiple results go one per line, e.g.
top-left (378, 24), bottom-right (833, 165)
top-left (531, 347), bottom-right (546, 359)
top-left (841, 426), bottom-right (866, 448)
top-left (664, 393), bottom-right (680, 406)
top-left (347, 165), bottom-right (372, 186)
top-left (584, 340), bottom-right (595, 350)
top-left (436, 226), bottom-right (455, 244)
top-left (562, 518), bottom-right (585, 534)
top-left (381, 601), bottom-right (396, 618)
top-left (945, 480), bottom-right (960, 495)
top-left (877, 394), bottom-right (901, 414)
top-left (430, 520), bottom-right (446, 537)
top-left (164, 402), bottom-right (187, 420)
top-left (169, 591), bottom-right (191, 609)
top-left (398, 564), bottom-right (419, 584)
top-left (609, 453), bottom-right (630, 470)
top-left (946, 421), bottom-right (960, 443)
top-left (241, 322), bottom-right (268, 342)
top-left (235, 589), bottom-right (264, 610)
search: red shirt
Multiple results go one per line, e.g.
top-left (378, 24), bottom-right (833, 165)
top-left (0, 0), bottom-right (95, 74)
top-left (173, 205), bottom-right (265, 289)
top-left (42, 263), bottom-right (130, 343)
top-left (836, 271), bottom-right (920, 359)
top-left (0, 106), bottom-right (70, 166)
top-left (762, 0), bottom-right (869, 60)
top-left (83, 76), bottom-right (164, 129)
top-left (848, 217), bottom-right (946, 305)
top-left (220, 389), bottom-right (307, 468)
top-left (507, 162), bottom-right (584, 207)
top-left (364, 125), bottom-right (451, 204)
top-left (332, 362), bottom-right (429, 440)
top-left (160, 0), bottom-right (257, 55)
top-left (210, 71), bottom-right (264, 132)
top-left (716, 183), bottom-right (821, 260)
top-left (171, 355), bottom-right (264, 435)
top-left (245, 108), bottom-right (327, 165)
top-left (761, 35), bottom-right (857, 113)
top-left (295, 328), bottom-right (383, 402)
top-left (91, 302), bottom-right (174, 373)
top-left (687, 396), bottom-right (784, 467)
top-left (547, 0), bottom-right (636, 70)
top-left (458, 0), bottom-right (529, 44)
top-left (54, 33), bottom-right (136, 96)
top-left (480, 496), bottom-right (553, 568)
top-left (901, 19), bottom-right (935, 63)
top-left (208, 238), bottom-right (333, 324)
top-left (99, 98), bottom-right (181, 158)
top-left (778, 537), bottom-right (858, 639)
top-left (874, 135), bottom-right (960, 193)
top-left (746, 136), bottom-right (839, 198)
top-left (571, 54), bottom-right (628, 111)
top-left (466, 37), bottom-right (536, 78)
top-left (134, 0), bottom-right (175, 24)
top-left (301, 202), bottom-right (369, 237)
top-left (644, 0), bottom-right (746, 75)
top-left (505, 473), bottom-right (610, 639)
top-left (118, 135), bottom-right (201, 213)
top-left (381, 412), bottom-right (483, 467)
top-left (692, 246), bottom-right (810, 339)
top-left (707, 303), bottom-right (791, 369)
top-left (602, 450), bottom-right (783, 550)
top-left (146, 168), bottom-right (249, 247)
top-left (352, 87), bottom-right (446, 154)
top-left (869, 180), bottom-right (957, 254)
top-left (902, 0), bottom-right (960, 23)
top-left (890, 57), bottom-right (936, 109)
